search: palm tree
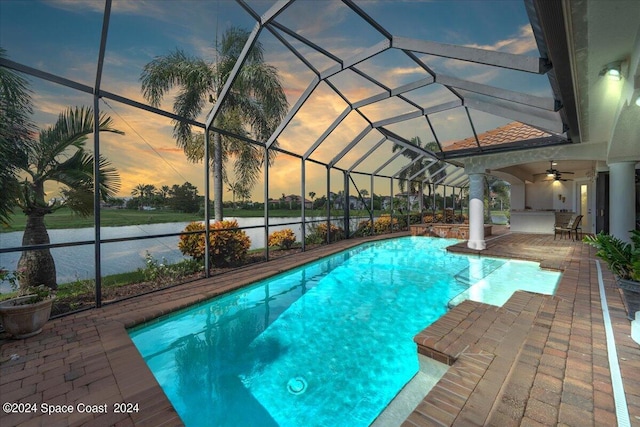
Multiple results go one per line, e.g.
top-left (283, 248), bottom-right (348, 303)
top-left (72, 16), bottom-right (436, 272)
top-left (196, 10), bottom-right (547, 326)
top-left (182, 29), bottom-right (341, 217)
top-left (226, 180), bottom-right (247, 209)
top-left (392, 136), bottom-right (445, 204)
top-left (0, 47), bottom-right (34, 225)
top-left (12, 106), bottom-right (123, 289)
top-left (159, 185), bottom-right (170, 203)
top-left (392, 136), bottom-right (441, 193)
top-left (131, 183), bottom-right (147, 209)
top-left (140, 26), bottom-right (288, 221)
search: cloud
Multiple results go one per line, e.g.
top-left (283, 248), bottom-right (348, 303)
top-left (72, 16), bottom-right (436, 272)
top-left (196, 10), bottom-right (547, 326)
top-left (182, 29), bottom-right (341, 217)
top-left (463, 25), bottom-right (537, 55)
top-left (280, 1), bottom-right (350, 39)
top-left (48, 0), bottom-right (168, 21)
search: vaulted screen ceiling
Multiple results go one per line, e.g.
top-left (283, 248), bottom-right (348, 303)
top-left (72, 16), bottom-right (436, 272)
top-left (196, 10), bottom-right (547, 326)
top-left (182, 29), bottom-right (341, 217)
top-left (0, 0), bottom-right (575, 188)
top-left (207, 0), bottom-right (572, 185)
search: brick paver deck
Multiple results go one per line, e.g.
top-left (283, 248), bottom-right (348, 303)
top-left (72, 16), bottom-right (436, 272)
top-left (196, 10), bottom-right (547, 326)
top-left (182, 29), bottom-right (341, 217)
top-left (1, 232), bottom-right (638, 426)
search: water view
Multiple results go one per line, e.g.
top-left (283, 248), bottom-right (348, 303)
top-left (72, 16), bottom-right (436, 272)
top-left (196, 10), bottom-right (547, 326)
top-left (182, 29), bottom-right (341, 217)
top-left (0, 217), bottom-right (325, 292)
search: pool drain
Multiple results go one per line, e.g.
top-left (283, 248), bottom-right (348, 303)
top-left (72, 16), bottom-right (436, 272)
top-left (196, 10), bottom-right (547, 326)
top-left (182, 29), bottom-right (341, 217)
top-left (287, 376), bottom-right (308, 395)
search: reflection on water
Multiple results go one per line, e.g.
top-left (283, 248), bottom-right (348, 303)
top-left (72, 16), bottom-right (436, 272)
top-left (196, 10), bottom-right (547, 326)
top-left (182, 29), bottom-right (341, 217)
top-left (0, 217), bottom-right (323, 292)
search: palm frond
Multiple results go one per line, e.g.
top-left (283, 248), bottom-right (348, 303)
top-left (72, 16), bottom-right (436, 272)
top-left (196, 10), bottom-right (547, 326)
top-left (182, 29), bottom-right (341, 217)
top-left (1, 48), bottom-right (35, 224)
top-left (34, 106), bottom-right (123, 176)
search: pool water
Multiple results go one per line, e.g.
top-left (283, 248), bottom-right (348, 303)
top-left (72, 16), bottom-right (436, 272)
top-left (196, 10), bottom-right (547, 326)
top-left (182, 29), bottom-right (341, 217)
top-left (129, 237), bottom-right (560, 427)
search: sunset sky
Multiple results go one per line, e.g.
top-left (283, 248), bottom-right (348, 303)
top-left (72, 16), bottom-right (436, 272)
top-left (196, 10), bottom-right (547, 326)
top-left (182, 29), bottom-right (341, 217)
top-left (0, 0), bottom-right (552, 201)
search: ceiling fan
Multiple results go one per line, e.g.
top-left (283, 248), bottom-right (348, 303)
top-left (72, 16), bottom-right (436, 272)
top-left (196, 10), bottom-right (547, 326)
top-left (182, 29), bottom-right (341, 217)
top-left (536, 161), bottom-right (574, 181)
top-left (549, 171), bottom-right (572, 182)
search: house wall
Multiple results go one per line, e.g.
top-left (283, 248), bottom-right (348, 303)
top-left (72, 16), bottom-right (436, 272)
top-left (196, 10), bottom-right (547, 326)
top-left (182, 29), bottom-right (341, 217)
top-left (510, 183), bottom-right (525, 210)
top-left (524, 181), bottom-right (575, 211)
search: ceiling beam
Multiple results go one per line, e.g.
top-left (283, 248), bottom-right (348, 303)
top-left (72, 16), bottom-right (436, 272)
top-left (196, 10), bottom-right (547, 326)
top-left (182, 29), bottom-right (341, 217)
top-left (437, 74), bottom-right (557, 111)
top-left (304, 105), bottom-right (352, 159)
top-left (408, 159), bottom-right (437, 180)
top-left (348, 136), bottom-right (387, 172)
top-left (393, 155), bottom-right (424, 179)
top-left (392, 36), bottom-right (550, 74)
top-left (372, 100), bottom-right (461, 127)
top-left (267, 76), bottom-right (321, 148)
top-left (463, 96), bottom-right (565, 134)
top-left (328, 125), bottom-right (373, 167)
top-left (373, 147), bottom-right (406, 174)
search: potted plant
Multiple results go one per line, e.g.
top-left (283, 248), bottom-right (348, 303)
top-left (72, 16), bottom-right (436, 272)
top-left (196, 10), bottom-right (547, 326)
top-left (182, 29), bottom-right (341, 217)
top-left (583, 230), bottom-right (640, 319)
top-left (0, 269), bottom-right (56, 339)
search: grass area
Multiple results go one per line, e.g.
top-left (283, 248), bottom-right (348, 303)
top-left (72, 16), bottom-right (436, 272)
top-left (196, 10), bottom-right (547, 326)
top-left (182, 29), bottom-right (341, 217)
top-left (0, 270), bottom-right (147, 301)
top-left (0, 207), bottom-right (372, 233)
top-left (55, 270), bottom-right (147, 298)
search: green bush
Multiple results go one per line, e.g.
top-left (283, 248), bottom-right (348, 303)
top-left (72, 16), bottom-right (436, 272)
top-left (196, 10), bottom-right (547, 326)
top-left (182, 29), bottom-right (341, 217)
top-left (355, 220), bottom-right (373, 237)
top-left (141, 252), bottom-right (202, 285)
top-left (179, 220), bottom-right (251, 267)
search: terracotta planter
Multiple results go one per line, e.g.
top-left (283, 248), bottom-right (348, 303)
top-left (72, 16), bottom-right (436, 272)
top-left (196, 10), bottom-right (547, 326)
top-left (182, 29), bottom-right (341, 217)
top-left (618, 278), bottom-right (640, 320)
top-left (0, 296), bottom-right (55, 339)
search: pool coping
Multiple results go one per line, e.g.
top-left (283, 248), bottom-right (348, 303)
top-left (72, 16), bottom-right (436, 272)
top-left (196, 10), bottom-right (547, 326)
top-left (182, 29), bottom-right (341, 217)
top-left (1, 232), bottom-right (639, 426)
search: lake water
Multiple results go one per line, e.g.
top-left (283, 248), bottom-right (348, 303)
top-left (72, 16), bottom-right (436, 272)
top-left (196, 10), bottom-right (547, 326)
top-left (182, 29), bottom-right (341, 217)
top-left (0, 217), bottom-right (331, 293)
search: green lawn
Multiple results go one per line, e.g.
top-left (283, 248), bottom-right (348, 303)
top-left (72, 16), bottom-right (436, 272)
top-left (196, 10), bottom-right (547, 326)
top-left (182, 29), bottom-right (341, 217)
top-left (0, 207), bottom-right (357, 233)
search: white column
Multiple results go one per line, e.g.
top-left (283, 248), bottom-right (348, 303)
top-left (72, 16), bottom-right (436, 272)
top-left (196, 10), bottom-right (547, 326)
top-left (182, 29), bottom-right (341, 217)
top-left (468, 173), bottom-right (486, 250)
top-left (609, 161), bottom-right (636, 243)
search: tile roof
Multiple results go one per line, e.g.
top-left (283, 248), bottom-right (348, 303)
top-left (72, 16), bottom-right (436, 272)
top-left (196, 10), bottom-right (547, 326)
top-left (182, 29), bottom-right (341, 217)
top-left (443, 121), bottom-right (552, 151)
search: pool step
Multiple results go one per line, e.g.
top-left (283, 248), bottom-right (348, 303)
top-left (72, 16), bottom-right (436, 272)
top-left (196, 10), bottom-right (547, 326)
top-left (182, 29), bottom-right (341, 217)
top-left (448, 259), bottom-right (508, 308)
top-left (453, 259), bottom-right (507, 287)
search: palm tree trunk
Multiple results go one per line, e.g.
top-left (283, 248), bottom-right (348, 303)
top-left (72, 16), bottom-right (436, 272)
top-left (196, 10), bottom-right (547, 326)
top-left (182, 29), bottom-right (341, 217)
top-left (18, 213), bottom-right (57, 290)
top-left (213, 131), bottom-right (223, 221)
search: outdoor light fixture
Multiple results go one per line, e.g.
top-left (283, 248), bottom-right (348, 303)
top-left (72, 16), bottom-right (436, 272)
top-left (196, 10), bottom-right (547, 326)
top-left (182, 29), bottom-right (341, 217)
top-left (600, 61), bottom-right (623, 81)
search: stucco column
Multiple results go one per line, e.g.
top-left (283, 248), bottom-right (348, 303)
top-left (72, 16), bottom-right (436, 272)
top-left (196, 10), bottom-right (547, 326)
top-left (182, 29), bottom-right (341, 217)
top-left (468, 173), bottom-right (486, 250)
top-left (609, 161), bottom-right (636, 243)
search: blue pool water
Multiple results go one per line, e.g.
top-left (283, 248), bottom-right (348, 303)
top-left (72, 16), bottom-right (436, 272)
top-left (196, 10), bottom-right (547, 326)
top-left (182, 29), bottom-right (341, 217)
top-left (129, 237), bottom-right (560, 426)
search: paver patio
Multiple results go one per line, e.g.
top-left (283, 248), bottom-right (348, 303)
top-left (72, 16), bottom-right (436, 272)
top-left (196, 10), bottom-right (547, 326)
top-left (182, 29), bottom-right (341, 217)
top-left (1, 231), bottom-right (638, 426)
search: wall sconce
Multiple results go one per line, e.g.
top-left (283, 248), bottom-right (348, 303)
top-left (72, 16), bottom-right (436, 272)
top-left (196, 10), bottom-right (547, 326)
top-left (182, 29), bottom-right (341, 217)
top-left (600, 61), bottom-right (623, 81)
top-left (562, 196), bottom-right (566, 203)
top-left (558, 194), bottom-right (562, 200)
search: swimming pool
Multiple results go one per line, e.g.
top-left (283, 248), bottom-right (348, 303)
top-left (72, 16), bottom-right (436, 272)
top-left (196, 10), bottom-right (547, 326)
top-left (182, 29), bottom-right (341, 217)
top-left (129, 236), bottom-right (560, 426)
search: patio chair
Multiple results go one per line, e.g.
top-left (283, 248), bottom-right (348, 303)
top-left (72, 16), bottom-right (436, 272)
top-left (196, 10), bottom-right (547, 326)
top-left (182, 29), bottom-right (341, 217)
top-left (554, 214), bottom-right (574, 240)
top-left (555, 215), bottom-right (583, 240)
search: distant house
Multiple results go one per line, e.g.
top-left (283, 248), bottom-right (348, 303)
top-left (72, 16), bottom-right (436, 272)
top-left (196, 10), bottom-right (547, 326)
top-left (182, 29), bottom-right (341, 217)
top-left (268, 195), bottom-right (312, 209)
top-left (347, 195), bottom-right (364, 210)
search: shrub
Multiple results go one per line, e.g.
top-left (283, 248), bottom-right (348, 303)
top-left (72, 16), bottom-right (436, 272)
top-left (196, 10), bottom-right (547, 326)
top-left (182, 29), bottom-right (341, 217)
top-left (179, 220), bottom-right (251, 267)
top-left (141, 252), bottom-right (202, 285)
top-left (355, 220), bottom-right (373, 237)
top-left (374, 215), bottom-right (399, 233)
top-left (268, 229), bottom-right (297, 250)
top-left (306, 222), bottom-right (344, 243)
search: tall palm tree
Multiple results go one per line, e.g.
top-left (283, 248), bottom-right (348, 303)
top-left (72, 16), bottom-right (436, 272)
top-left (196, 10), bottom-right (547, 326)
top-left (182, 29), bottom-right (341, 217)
top-left (392, 136), bottom-right (442, 194)
top-left (0, 47), bottom-right (34, 225)
top-left (226, 180), bottom-right (247, 209)
top-left (140, 26), bottom-right (289, 221)
top-left (131, 183), bottom-right (147, 209)
top-left (13, 106), bottom-right (123, 289)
